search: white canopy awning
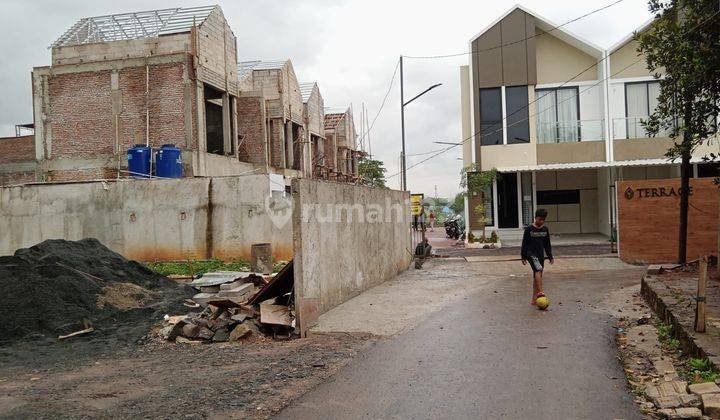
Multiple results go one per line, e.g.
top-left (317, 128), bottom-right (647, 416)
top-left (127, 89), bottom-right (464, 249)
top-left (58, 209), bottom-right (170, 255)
top-left (495, 158), bottom-right (704, 173)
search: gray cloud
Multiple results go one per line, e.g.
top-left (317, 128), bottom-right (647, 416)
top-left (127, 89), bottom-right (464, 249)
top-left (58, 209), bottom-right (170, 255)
top-left (0, 0), bottom-right (652, 198)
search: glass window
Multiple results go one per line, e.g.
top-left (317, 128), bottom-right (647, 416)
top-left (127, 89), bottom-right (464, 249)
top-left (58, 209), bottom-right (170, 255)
top-left (506, 86), bottom-right (530, 144)
top-left (536, 87), bottom-right (580, 143)
top-left (625, 81), bottom-right (662, 138)
top-left (537, 190), bottom-right (580, 205)
top-left (479, 88), bottom-right (503, 145)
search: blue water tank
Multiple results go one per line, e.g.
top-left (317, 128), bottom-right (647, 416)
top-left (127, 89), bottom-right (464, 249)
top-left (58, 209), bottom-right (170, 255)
top-left (127, 145), bottom-right (152, 178)
top-left (156, 144), bottom-right (183, 178)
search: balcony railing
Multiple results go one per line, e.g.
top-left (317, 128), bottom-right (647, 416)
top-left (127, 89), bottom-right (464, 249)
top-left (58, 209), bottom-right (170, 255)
top-left (612, 116), bottom-right (674, 140)
top-left (536, 119), bottom-right (604, 144)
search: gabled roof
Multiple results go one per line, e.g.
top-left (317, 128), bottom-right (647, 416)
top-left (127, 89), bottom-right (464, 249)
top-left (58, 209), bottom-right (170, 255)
top-left (608, 17), bottom-right (655, 53)
top-left (469, 4), bottom-right (604, 59)
top-left (51, 5), bottom-right (218, 48)
top-left (324, 111), bottom-right (346, 130)
top-left (237, 60), bottom-right (288, 79)
top-left (299, 82), bottom-right (317, 103)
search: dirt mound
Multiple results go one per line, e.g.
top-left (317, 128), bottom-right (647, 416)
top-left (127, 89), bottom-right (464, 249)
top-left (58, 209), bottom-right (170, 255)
top-left (0, 238), bottom-right (192, 344)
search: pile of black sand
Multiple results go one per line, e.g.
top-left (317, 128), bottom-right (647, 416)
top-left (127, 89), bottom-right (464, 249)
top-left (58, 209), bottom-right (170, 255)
top-left (0, 238), bottom-right (192, 345)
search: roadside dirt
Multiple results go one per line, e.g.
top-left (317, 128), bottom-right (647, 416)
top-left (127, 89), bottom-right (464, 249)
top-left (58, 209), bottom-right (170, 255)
top-left (0, 333), bottom-right (375, 419)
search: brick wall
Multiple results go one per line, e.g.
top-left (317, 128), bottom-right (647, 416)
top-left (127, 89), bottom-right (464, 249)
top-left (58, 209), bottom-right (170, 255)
top-left (0, 136), bottom-right (35, 163)
top-left (269, 119), bottom-right (285, 169)
top-left (46, 61), bottom-right (191, 160)
top-left (618, 178), bottom-right (719, 264)
top-left (237, 95), bottom-right (267, 165)
top-left (0, 171), bottom-right (36, 186)
top-left (324, 133), bottom-right (336, 172)
top-left (46, 167), bottom-right (119, 182)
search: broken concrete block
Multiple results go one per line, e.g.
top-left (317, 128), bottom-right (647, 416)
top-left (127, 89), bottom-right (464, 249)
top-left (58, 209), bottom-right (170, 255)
top-left (689, 382), bottom-right (720, 396)
top-left (229, 324), bottom-right (254, 341)
top-left (654, 395), bottom-right (700, 409)
top-left (647, 381), bottom-right (689, 400)
top-left (701, 393), bottom-right (720, 418)
top-left (230, 314), bottom-right (249, 324)
top-left (200, 285), bottom-right (221, 293)
top-left (260, 303), bottom-right (294, 327)
top-left (191, 292), bottom-right (219, 307)
top-left (220, 279), bottom-right (251, 291)
top-left (653, 357), bottom-right (680, 380)
top-left (182, 323), bottom-right (201, 339)
top-left (197, 327), bottom-right (214, 340)
top-left (209, 319), bottom-right (229, 332)
top-left (218, 283), bottom-right (255, 302)
top-left (657, 407), bottom-right (702, 419)
top-left (166, 320), bottom-right (187, 341)
top-left (212, 329), bottom-right (229, 342)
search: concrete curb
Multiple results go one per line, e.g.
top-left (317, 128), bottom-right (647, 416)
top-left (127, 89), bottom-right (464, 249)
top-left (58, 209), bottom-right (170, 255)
top-left (641, 274), bottom-right (720, 370)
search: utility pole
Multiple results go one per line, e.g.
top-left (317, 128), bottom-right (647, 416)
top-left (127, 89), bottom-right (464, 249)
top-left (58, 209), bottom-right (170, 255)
top-left (400, 55), bottom-right (406, 191)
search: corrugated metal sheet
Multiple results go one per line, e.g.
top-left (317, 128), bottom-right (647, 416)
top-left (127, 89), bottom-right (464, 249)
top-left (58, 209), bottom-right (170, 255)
top-left (299, 82), bottom-right (316, 103)
top-left (495, 158), bottom-right (702, 173)
top-left (237, 60), bottom-right (287, 79)
top-left (51, 5), bottom-right (217, 48)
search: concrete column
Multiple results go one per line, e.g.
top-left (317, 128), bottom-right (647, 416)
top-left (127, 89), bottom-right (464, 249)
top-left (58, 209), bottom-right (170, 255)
top-left (285, 121), bottom-right (294, 169)
top-left (230, 96), bottom-right (239, 158)
top-left (222, 93), bottom-right (231, 155)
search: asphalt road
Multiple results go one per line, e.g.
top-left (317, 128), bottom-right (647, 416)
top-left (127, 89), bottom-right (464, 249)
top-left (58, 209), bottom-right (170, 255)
top-left (278, 262), bottom-right (643, 419)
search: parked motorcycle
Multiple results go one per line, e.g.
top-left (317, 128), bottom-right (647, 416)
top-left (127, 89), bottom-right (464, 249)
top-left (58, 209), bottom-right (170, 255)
top-left (444, 217), bottom-right (462, 240)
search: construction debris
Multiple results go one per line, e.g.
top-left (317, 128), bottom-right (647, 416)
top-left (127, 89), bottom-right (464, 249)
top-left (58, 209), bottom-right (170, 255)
top-left (158, 261), bottom-right (296, 343)
top-left (0, 238), bottom-right (192, 344)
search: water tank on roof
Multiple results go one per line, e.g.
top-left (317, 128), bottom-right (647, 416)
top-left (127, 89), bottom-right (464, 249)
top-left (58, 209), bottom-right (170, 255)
top-left (156, 144), bottom-right (182, 178)
top-left (127, 145), bottom-right (152, 178)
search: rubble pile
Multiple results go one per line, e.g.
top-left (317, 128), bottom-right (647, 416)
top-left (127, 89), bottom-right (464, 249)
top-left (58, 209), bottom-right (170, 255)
top-left (158, 261), bottom-right (296, 343)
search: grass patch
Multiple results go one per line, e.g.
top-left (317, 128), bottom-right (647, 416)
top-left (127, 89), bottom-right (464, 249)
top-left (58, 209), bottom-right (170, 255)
top-left (631, 383), bottom-right (646, 397)
top-left (146, 258), bottom-right (288, 277)
top-left (146, 258), bottom-right (251, 277)
top-left (685, 358), bottom-right (720, 384)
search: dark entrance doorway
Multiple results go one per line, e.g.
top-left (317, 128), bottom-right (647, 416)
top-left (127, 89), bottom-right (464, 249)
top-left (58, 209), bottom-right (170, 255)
top-left (498, 172), bottom-right (519, 229)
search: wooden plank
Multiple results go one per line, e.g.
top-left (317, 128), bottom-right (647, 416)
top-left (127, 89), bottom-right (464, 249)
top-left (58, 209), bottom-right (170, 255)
top-left (695, 256), bottom-right (708, 333)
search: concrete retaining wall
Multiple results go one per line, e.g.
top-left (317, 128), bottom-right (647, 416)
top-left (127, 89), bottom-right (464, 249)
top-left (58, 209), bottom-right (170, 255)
top-left (0, 175), bottom-right (293, 262)
top-left (291, 179), bottom-right (412, 335)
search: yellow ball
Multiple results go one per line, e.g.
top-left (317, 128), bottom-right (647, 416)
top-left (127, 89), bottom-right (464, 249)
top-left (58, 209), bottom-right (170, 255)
top-left (536, 296), bottom-right (549, 310)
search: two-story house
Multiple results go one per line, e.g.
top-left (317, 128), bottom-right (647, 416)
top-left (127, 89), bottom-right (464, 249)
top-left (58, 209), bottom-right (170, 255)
top-left (460, 5), bottom-right (719, 243)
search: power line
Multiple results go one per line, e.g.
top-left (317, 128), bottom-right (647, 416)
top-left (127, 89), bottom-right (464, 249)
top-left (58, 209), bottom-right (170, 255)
top-left (356, 58), bottom-right (401, 146)
top-left (355, 0), bottom-right (626, 158)
top-left (387, 8), bottom-right (720, 179)
top-left (403, 0), bottom-right (627, 60)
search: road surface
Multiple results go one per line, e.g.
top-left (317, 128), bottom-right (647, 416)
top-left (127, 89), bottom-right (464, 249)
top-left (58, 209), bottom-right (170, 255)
top-left (278, 256), bottom-right (643, 419)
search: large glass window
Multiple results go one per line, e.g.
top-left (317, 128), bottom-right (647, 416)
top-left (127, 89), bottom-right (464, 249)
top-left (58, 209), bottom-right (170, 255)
top-left (625, 81), bottom-right (662, 138)
top-left (506, 86), bottom-right (530, 144)
top-left (536, 87), bottom-right (580, 143)
top-left (479, 88), bottom-right (502, 145)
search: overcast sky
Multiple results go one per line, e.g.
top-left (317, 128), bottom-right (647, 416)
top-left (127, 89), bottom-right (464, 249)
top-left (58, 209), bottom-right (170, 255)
top-left (0, 0), bottom-right (653, 198)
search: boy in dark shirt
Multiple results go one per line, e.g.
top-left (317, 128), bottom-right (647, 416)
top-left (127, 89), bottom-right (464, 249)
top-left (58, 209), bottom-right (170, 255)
top-left (521, 208), bottom-right (554, 305)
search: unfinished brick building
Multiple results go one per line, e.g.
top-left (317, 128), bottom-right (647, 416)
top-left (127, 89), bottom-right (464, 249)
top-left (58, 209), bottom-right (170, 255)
top-left (237, 60), bottom-right (306, 176)
top-left (0, 134), bottom-right (36, 185)
top-left (29, 5), bottom-right (247, 182)
top-left (299, 82), bottom-right (325, 177)
top-left (323, 108), bottom-right (361, 181)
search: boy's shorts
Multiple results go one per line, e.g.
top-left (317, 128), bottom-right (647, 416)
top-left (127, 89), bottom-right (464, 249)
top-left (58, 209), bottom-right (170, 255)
top-left (526, 256), bottom-right (544, 273)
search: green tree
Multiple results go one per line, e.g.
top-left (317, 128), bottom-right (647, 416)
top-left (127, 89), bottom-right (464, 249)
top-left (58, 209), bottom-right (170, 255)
top-left (358, 157), bottom-right (388, 188)
top-left (449, 193), bottom-right (465, 215)
top-left (637, 0), bottom-right (720, 263)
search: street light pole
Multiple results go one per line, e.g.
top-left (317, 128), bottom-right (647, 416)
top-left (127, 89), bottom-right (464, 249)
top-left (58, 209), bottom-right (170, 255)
top-left (400, 55), bottom-right (406, 191)
top-left (399, 55), bottom-right (441, 192)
